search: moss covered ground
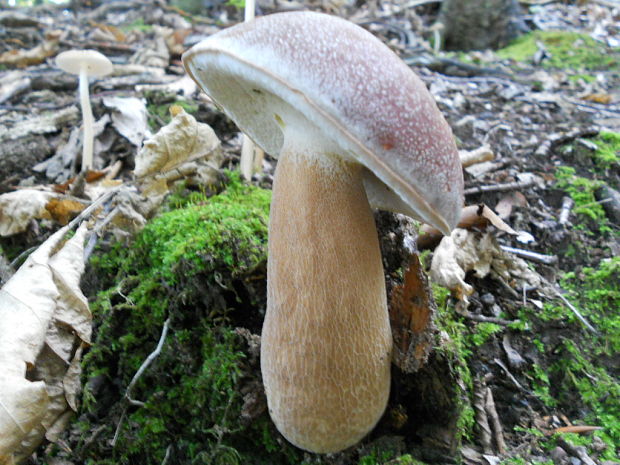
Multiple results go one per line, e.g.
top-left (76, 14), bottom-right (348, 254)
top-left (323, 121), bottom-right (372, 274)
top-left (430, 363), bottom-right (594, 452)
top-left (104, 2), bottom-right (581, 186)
top-left (70, 174), bottom-right (310, 464)
top-left (496, 30), bottom-right (619, 71)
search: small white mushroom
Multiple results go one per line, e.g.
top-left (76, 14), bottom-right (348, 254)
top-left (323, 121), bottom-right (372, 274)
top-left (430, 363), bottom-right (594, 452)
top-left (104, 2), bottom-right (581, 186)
top-left (56, 49), bottom-right (113, 172)
top-left (183, 12), bottom-right (464, 454)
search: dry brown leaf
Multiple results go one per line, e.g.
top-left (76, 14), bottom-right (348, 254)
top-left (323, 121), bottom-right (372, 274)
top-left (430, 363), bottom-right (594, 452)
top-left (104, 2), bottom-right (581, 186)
top-left (45, 198), bottom-right (86, 225)
top-left (88, 21), bottom-right (126, 42)
top-left (418, 204), bottom-right (516, 249)
top-left (0, 190), bottom-right (57, 236)
top-left (134, 107), bottom-right (221, 178)
top-left (495, 192), bottom-right (528, 220)
top-left (581, 93), bottom-right (613, 104)
top-left (0, 31), bottom-right (60, 68)
top-left (554, 425), bottom-right (603, 435)
top-left (0, 224), bottom-right (90, 463)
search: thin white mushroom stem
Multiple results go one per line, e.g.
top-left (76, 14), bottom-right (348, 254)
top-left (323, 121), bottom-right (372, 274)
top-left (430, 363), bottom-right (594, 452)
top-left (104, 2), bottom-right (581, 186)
top-left (78, 65), bottom-right (95, 171)
top-left (239, 0), bottom-right (257, 180)
top-left (261, 131), bottom-right (392, 453)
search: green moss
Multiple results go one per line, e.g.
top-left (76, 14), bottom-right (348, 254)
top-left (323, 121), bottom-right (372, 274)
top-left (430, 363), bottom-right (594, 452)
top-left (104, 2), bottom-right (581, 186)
top-left (529, 363), bottom-right (556, 408)
top-left (513, 258), bottom-right (620, 460)
top-left (433, 284), bottom-right (475, 441)
top-left (145, 92), bottom-right (199, 130)
top-left (554, 166), bottom-right (610, 234)
top-left (568, 73), bottom-right (597, 84)
top-left (497, 31), bottom-right (617, 70)
top-left (79, 174), bottom-right (304, 464)
top-left (468, 322), bottom-right (503, 347)
top-left (121, 18), bottom-right (153, 32)
top-left (592, 131), bottom-right (620, 170)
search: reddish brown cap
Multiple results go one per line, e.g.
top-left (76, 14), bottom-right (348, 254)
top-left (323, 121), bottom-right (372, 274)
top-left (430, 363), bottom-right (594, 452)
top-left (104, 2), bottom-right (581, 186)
top-left (183, 12), bottom-right (463, 234)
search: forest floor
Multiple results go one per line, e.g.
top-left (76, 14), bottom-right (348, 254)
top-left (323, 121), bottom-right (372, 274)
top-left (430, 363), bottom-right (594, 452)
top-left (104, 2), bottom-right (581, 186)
top-left (0, 1), bottom-right (618, 465)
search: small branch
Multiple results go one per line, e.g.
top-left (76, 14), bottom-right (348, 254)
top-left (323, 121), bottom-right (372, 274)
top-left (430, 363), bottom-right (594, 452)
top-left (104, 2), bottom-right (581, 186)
top-left (456, 309), bottom-right (515, 326)
top-left (126, 318), bottom-right (171, 404)
top-left (485, 387), bottom-right (507, 454)
top-left (540, 277), bottom-right (596, 333)
top-left (500, 246), bottom-right (558, 265)
top-left (161, 444), bottom-right (172, 465)
top-left (464, 179), bottom-right (535, 196)
top-left (535, 127), bottom-right (599, 157)
top-left (550, 287), bottom-right (597, 334)
top-left (558, 196), bottom-right (574, 225)
top-left (493, 358), bottom-right (525, 391)
top-left (112, 318), bottom-right (171, 447)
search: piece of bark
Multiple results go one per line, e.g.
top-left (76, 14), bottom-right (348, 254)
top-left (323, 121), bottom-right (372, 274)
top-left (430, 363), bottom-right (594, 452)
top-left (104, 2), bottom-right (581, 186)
top-left (389, 253), bottom-right (436, 373)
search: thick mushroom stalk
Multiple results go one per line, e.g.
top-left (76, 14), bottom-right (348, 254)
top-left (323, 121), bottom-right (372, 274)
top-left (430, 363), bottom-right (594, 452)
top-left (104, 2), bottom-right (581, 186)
top-left (262, 126), bottom-right (392, 453)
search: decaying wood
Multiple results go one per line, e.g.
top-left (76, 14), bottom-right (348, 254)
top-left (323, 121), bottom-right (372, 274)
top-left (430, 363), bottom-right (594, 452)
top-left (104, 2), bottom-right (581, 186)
top-left (534, 127), bottom-right (599, 157)
top-left (463, 179), bottom-right (536, 196)
top-left (389, 253), bottom-right (436, 373)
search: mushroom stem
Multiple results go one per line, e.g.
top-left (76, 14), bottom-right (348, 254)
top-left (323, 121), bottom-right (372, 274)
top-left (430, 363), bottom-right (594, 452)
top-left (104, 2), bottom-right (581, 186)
top-left (238, 0), bottom-right (257, 180)
top-left (78, 66), bottom-right (94, 172)
top-left (261, 137), bottom-right (392, 453)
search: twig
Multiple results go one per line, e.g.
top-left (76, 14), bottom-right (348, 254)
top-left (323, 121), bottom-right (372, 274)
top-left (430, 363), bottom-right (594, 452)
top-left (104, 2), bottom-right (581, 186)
top-left (161, 444), bottom-right (172, 465)
top-left (456, 309), bottom-right (515, 326)
top-left (126, 318), bottom-right (171, 405)
top-left (460, 145), bottom-right (494, 168)
top-left (112, 318), bottom-right (171, 446)
top-left (485, 387), bottom-right (507, 454)
top-left (66, 185), bottom-right (124, 232)
top-left (558, 196), bottom-right (574, 225)
top-left (500, 246), bottom-right (558, 265)
top-left (541, 277), bottom-right (597, 333)
top-left (555, 436), bottom-right (597, 465)
top-left (464, 179), bottom-right (535, 196)
top-left (550, 287), bottom-right (597, 333)
top-left (493, 358), bottom-right (525, 391)
top-left (535, 127), bottom-right (599, 157)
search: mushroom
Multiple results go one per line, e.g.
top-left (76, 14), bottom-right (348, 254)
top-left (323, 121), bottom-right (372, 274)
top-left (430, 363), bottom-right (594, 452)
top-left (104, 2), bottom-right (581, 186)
top-left (182, 12), bottom-right (463, 454)
top-left (56, 49), bottom-right (113, 172)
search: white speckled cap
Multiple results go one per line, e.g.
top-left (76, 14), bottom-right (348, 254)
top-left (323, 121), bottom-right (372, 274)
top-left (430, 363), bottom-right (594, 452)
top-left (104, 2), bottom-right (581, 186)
top-left (182, 11), bottom-right (463, 234)
top-left (56, 49), bottom-right (113, 77)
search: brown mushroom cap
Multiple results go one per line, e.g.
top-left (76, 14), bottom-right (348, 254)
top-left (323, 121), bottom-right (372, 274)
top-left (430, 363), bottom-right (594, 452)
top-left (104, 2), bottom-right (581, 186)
top-left (56, 49), bottom-right (113, 77)
top-left (182, 11), bottom-right (463, 233)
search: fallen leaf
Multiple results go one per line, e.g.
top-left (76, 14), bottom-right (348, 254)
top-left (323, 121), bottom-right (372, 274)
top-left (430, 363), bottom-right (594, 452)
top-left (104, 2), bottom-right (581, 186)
top-left (418, 204), bottom-right (516, 249)
top-left (495, 192), bottom-right (528, 220)
top-left (0, 31), bottom-right (61, 68)
top-left (553, 425), bottom-right (603, 435)
top-left (581, 93), bottom-right (612, 104)
top-left (0, 190), bottom-right (57, 236)
top-left (45, 198), bottom-right (86, 225)
top-left (0, 224), bottom-right (90, 463)
top-left (102, 96), bottom-right (149, 147)
top-left (134, 107), bottom-right (221, 178)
